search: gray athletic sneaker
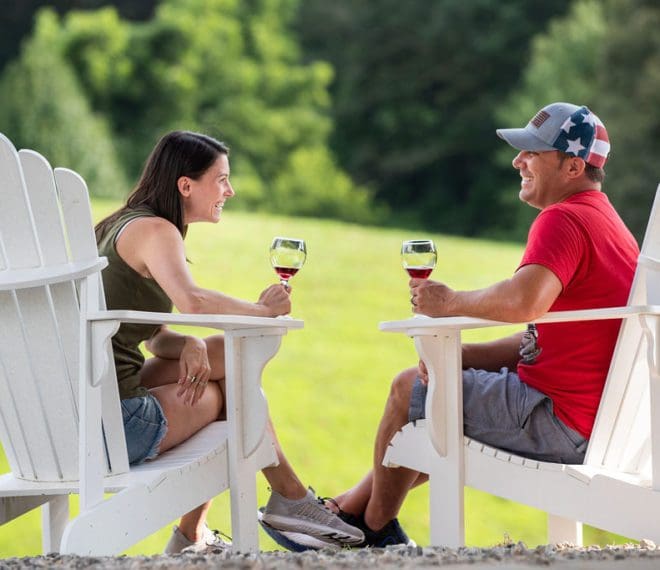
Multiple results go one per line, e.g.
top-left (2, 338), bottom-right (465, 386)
top-left (164, 524), bottom-right (231, 554)
top-left (260, 487), bottom-right (364, 546)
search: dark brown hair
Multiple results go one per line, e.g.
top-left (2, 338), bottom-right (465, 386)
top-left (95, 131), bottom-right (229, 241)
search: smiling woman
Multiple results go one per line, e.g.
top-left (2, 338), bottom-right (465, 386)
top-left (179, 153), bottom-right (234, 224)
top-left (92, 130), bottom-right (361, 554)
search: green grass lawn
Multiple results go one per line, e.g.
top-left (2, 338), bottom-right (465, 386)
top-left (0, 200), bottom-right (628, 556)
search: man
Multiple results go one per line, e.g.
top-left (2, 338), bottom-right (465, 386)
top-left (259, 102), bottom-right (640, 549)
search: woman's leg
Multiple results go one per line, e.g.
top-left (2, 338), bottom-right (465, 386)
top-left (261, 418), bottom-right (307, 499)
top-left (139, 334), bottom-right (226, 546)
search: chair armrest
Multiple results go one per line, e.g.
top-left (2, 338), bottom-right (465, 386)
top-left (380, 304), bottom-right (660, 459)
top-left (88, 309), bottom-right (304, 332)
top-left (86, 310), bottom-right (303, 389)
top-left (0, 257), bottom-right (108, 290)
top-left (379, 304), bottom-right (660, 334)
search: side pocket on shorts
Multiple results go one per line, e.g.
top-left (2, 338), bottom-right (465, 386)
top-left (518, 384), bottom-right (548, 429)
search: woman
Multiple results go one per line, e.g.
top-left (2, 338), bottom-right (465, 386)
top-left (95, 131), bottom-right (363, 553)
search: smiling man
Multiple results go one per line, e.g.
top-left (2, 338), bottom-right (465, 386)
top-left (261, 103), bottom-right (641, 550)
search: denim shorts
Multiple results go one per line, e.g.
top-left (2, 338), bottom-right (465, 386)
top-left (409, 368), bottom-right (588, 464)
top-left (121, 393), bottom-right (168, 465)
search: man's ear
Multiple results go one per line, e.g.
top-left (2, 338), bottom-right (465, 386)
top-left (566, 156), bottom-right (586, 179)
top-left (177, 176), bottom-right (191, 197)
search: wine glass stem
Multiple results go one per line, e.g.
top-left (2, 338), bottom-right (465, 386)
top-left (280, 279), bottom-right (289, 287)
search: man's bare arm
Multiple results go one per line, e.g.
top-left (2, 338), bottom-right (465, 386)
top-left (411, 263), bottom-right (562, 323)
top-left (462, 332), bottom-right (524, 371)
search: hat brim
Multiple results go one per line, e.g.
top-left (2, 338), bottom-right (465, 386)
top-left (496, 127), bottom-right (556, 152)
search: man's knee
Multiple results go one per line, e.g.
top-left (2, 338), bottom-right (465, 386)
top-left (388, 367), bottom-right (419, 410)
top-left (205, 334), bottom-right (225, 356)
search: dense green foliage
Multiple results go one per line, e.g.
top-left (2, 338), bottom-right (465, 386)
top-left (497, 0), bottom-right (660, 241)
top-left (0, 204), bottom-right (627, 556)
top-left (0, 0), bottom-right (376, 222)
top-left (0, 10), bottom-right (127, 197)
top-left (295, 0), bottom-right (572, 238)
top-left (598, 0), bottom-right (660, 238)
top-left (0, 0), bottom-right (156, 73)
top-left (1, 0), bottom-right (656, 239)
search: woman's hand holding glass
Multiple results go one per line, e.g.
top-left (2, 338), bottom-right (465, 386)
top-left (177, 336), bottom-right (211, 406)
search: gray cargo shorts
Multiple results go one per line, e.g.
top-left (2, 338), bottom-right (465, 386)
top-left (409, 367), bottom-right (587, 464)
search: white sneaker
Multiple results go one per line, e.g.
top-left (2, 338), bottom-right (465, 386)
top-left (258, 508), bottom-right (340, 552)
top-left (164, 524), bottom-right (231, 554)
top-left (260, 487), bottom-right (364, 547)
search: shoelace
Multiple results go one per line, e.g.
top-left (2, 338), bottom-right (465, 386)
top-left (317, 495), bottom-right (342, 515)
top-left (316, 496), bottom-right (364, 549)
top-left (208, 528), bottom-right (232, 544)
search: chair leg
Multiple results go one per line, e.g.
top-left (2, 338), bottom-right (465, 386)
top-left (548, 513), bottom-right (583, 545)
top-left (42, 496), bottom-right (69, 553)
top-left (429, 463), bottom-right (465, 547)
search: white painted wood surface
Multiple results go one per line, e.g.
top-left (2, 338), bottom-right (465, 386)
top-left (0, 133), bottom-right (302, 554)
top-left (382, 184), bottom-right (660, 547)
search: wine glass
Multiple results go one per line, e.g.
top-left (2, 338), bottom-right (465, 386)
top-left (270, 237), bottom-right (307, 286)
top-left (401, 239), bottom-right (437, 278)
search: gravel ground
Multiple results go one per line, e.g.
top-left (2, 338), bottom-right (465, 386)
top-left (3, 542), bottom-right (660, 570)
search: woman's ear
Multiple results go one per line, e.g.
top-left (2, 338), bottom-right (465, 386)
top-left (177, 176), bottom-right (191, 197)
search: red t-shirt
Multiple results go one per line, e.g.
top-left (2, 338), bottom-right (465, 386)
top-left (517, 190), bottom-right (639, 438)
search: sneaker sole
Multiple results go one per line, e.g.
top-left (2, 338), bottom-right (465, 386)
top-left (258, 511), bottom-right (340, 552)
top-left (260, 513), bottom-right (363, 545)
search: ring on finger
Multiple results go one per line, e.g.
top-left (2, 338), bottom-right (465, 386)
top-left (190, 375), bottom-right (198, 384)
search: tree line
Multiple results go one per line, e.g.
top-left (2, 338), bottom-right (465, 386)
top-left (0, 0), bottom-right (657, 241)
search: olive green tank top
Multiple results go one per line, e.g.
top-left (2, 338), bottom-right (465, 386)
top-left (97, 208), bottom-right (173, 399)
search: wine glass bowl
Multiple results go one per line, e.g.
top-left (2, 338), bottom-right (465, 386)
top-left (270, 237), bottom-right (307, 286)
top-left (401, 239), bottom-right (437, 278)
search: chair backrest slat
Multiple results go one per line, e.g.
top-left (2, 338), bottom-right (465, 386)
top-left (0, 134), bottom-right (128, 482)
top-left (54, 168), bottom-right (99, 263)
top-left (18, 150), bottom-right (69, 265)
top-left (586, 185), bottom-right (660, 474)
top-left (54, 166), bottom-right (129, 475)
top-left (0, 135), bottom-right (40, 269)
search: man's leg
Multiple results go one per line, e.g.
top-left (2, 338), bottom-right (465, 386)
top-left (337, 367), bottom-right (427, 530)
top-left (260, 365), bottom-right (427, 549)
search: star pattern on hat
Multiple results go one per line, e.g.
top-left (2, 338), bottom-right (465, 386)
top-left (552, 106), bottom-right (610, 168)
top-left (566, 138), bottom-right (586, 155)
top-left (561, 119), bottom-right (575, 133)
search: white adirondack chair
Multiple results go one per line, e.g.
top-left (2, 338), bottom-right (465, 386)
top-left (381, 184), bottom-right (660, 547)
top-left (0, 132), bottom-right (303, 555)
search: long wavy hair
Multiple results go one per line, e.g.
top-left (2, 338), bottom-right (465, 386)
top-left (95, 131), bottom-right (229, 241)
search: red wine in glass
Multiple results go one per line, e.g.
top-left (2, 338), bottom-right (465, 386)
top-left (406, 267), bottom-right (434, 279)
top-left (270, 237), bottom-right (306, 286)
top-left (401, 239), bottom-right (437, 279)
top-left (274, 266), bottom-right (300, 281)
